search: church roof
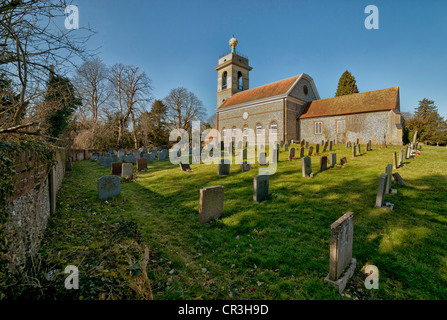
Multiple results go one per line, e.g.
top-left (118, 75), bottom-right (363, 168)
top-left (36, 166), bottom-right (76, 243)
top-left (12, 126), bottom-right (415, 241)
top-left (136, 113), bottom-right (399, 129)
top-left (300, 86), bottom-right (399, 119)
top-left (218, 75), bottom-right (300, 109)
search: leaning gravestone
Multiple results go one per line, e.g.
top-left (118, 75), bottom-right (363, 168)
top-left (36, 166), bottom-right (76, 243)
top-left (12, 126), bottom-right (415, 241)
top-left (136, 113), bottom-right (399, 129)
top-left (323, 141), bottom-right (328, 153)
top-left (253, 174), bottom-right (269, 203)
top-left (324, 211), bottom-right (356, 294)
top-left (357, 143), bottom-right (361, 155)
top-left (340, 157), bottom-right (347, 165)
top-left (375, 173), bottom-right (388, 208)
top-left (302, 156), bottom-right (312, 178)
top-left (319, 156), bottom-right (328, 172)
top-left (111, 162), bottom-right (122, 176)
top-left (288, 148), bottom-right (296, 160)
top-left (121, 163), bottom-right (133, 179)
top-left (137, 158), bottom-right (148, 171)
top-left (179, 163), bottom-right (192, 172)
top-left (413, 131), bottom-right (418, 144)
top-left (329, 153), bottom-right (337, 167)
top-left (199, 186), bottom-right (224, 224)
top-left (393, 172), bottom-right (406, 185)
top-left (98, 175), bottom-right (121, 200)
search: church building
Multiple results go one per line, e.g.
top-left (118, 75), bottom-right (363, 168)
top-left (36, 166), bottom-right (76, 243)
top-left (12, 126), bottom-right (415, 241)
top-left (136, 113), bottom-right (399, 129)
top-left (214, 37), bottom-right (403, 145)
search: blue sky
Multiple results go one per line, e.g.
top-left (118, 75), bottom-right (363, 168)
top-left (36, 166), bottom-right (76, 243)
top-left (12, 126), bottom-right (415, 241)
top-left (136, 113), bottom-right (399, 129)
top-left (73, 0), bottom-right (447, 119)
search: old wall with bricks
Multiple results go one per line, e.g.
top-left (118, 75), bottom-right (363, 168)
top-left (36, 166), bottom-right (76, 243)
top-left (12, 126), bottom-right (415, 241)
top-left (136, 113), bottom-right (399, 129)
top-left (3, 148), bottom-right (67, 272)
top-left (299, 110), bottom-right (403, 145)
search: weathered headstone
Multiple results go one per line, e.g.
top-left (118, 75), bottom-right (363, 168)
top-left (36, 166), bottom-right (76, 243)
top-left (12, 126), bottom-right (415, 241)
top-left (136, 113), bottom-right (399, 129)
top-left (284, 144), bottom-right (289, 152)
top-left (329, 141), bottom-right (333, 151)
top-left (413, 131), bottom-right (418, 144)
top-left (137, 158), bottom-right (148, 171)
top-left (398, 149), bottom-right (404, 167)
top-left (259, 152), bottom-right (267, 166)
top-left (299, 147), bottom-right (304, 158)
top-left (315, 144), bottom-right (320, 154)
top-left (319, 156), bottom-right (328, 172)
top-left (158, 150), bottom-right (167, 161)
top-left (405, 145), bottom-right (410, 159)
top-left (329, 153), bottom-right (337, 167)
top-left (199, 186), bottom-right (224, 223)
top-left (121, 163), bottom-right (133, 179)
top-left (324, 212), bottom-right (356, 293)
top-left (340, 157), bottom-right (347, 165)
top-left (98, 175), bottom-right (121, 200)
top-left (352, 145), bottom-right (356, 157)
top-left (288, 147), bottom-right (296, 160)
top-left (302, 156), bottom-right (312, 178)
top-left (218, 161), bottom-right (230, 175)
top-left (393, 152), bottom-right (398, 170)
top-left (103, 157), bottom-right (112, 168)
top-left (98, 156), bottom-right (105, 166)
top-left (357, 143), bottom-right (361, 155)
top-left (124, 154), bottom-right (136, 164)
top-left (375, 173), bottom-right (388, 208)
top-left (346, 141), bottom-right (349, 148)
top-left (393, 172), bottom-right (406, 185)
top-left (240, 162), bottom-right (251, 172)
top-left (308, 146), bottom-right (314, 156)
top-left (111, 162), bottom-right (122, 176)
top-left (385, 164), bottom-right (392, 194)
top-left (305, 141), bottom-right (309, 149)
top-left (253, 174), bottom-right (269, 203)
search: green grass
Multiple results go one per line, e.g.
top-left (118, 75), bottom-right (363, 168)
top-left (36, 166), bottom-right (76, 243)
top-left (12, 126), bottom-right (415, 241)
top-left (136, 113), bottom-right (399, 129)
top-left (33, 145), bottom-right (447, 299)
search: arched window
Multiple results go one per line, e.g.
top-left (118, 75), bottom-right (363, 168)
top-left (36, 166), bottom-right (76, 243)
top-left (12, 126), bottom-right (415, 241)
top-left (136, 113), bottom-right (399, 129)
top-left (270, 121), bottom-right (278, 134)
top-left (222, 71), bottom-right (227, 90)
top-left (256, 123), bottom-right (263, 135)
top-left (238, 71), bottom-right (243, 90)
top-left (243, 124), bottom-right (248, 137)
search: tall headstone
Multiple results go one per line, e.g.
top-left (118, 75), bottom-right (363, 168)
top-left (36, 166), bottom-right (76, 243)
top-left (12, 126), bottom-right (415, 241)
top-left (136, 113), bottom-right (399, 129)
top-left (302, 156), bottom-right (312, 178)
top-left (385, 164), bottom-right (392, 194)
top-left (259, 152), bottom-right (267, 166)
top-left (218, 161), bottom-right (230, 175)
top-left (308, 146), bottom-right (314, 156)
top-left (319, 156), bottom-right (328, 172)
top-left (329, 153), bottom-right (337, 167)
top-left (405, 145), bottom-right (410, 159)
top-left (199, 186), bottom-right (224, 224)
top-left (324, 212), bottom-right (356, 293)
top-left (393, 152), bottom-right (398, 170)
top-left (398, 149), bottom-right (404, 167)
top-left (315, 144), bottom-right (320, 154)
top-left (137, 158), bottom-right (148, 171)
top-left (299, 147), bottom-right (305, 158)
top-left (305, 141), bottom-right (309, 149)
top-left (413, 131), bottom-right (418, 144)
top-left (357, 144), bottom-right (361, 155)
top-left (288, 147), bottom-right (296, 160)
top-left (122, 163), bottom-right (133, 179)
top-left (329, 141), bottom-right (333, 151)
top-left (253, 175), bottom-right (269, 203)
top-left (98, 175), bottom-right (121, 200)
top-left (352, 145), bottom-right (356, 157)
top-left (375, 173), bottom-right (388, 208)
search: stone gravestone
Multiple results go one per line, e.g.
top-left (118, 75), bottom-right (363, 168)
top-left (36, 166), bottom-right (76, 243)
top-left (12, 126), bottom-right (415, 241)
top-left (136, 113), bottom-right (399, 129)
top-left (329, 153), bottom-right (337, 167)
top-left (117, 149), bottom-right (125, 159)
top-left (315, 144), bottom-right (320, 155)
top-left (319, 156), bottom-right (328, 172)
top-left (352, 145), bottom-right (356, 157)
top-left (405, 146), bottom-right (410, 159)
top-left (103, 157), bottom-right (112, 168)
top-left (302, 156), bottom-right (312, 178)
top-left (218, 161), bottom-right (230, 176)
top-left (158, 150), bottom-right (167, 161)
top-left (305, 141), bottom-right (309, 149)
top-left (98, 156), bottom-right (105, 166)
top-left (324, 211), bottom-right (356, 293)
top-left (124, 154), bottom-right (136, 164)
top-left (98, 175), bottom-right (121, 200)
top-left (393, 152), bottom-right (398, 170)
top-left (385, 164), bottom-right (393, 194)
top-left (288, 147), bottom-right (296, 160)
top-left (398, 149), bottom-right (404, 167)
top-left (240, 162), bottom-right (251, 172)
top-left (179, 163), bottom-right (192, 172)
top-left (357, 144), bottom-right (361, 155)
top-left (283, 144), bottom-right (289, 152)
top-left (329, 141), bottom-right (333, 151)
top-left (137, 158), bottom-right (148, 171)
top-left (375, 173), bottom-right (388, 208)
top-left (413, 131), bottom-right (418, 144)
top-left (299, 147), bottom-right (304, 158)
top-left (199, 186), bottom-right (224, 224)
top-left (322, 141), bottom-right (328, 153)
top-left (346, 142), bottom-right (349, 148)
top-left (393, 172), bottom-right (406, 185)
top-left (300, 140), bottom-right (305, 148)
top-left (111, 162), bottom-right (122, 176)
top-left (121, 163), bottom-right (133, 179)
top-left (259, 152), bottom-right (267, 166)
top-left (253, 174), bottom-right (269, 203)
top-left (340, 157), bottom-right (347, 165)
top-left (308, 146), bottom-right (313, 156)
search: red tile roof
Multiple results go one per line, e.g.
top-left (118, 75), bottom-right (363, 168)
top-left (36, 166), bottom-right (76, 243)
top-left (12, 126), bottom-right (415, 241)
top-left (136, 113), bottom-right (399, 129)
top-left (300, 87), bottom-right (399, 119)
top-left (218, 75), bottom-right (299, 109)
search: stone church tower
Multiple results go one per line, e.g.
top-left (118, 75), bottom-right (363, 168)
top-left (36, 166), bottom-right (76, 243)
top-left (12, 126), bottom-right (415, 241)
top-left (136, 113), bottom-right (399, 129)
top-left (215, 36), bottom-right (252, 109)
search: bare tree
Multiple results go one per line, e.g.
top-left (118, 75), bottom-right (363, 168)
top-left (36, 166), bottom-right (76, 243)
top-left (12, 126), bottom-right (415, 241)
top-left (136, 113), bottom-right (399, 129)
top-left (109, 64), bottom-right (152, 148)
top-left (163, 87), bottom-right (206, 131)
top-left (0, 0), bottom-right (92, 128)
top-left (73, 58), bottom-right (110, 125)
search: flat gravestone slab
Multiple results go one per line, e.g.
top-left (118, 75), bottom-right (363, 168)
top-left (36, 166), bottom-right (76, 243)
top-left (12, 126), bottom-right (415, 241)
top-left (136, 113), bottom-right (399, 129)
top-left (253, 174), bottom-right (269, 203)
top-left (393, 172), bottom-right (406, 185)
top-left (137, 158), bottom-right (148, 171)
top-left (121, 163), bottom-right (133, 179)
top-left (98, 175), bottom-right (121, 200)
top-left (199, 186), bottom-right (224, 223)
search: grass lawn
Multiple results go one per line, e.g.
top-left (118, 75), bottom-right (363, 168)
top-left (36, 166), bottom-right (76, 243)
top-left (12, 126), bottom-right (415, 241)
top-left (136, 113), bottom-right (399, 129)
top-left (29, 144), bottom-right (447, 300)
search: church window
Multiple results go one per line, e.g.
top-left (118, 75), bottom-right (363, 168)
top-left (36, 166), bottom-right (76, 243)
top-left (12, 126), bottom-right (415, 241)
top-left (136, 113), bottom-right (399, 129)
top-left (336, 120), bottom-right (346, 133)
top-left (256, 123), bottom-right (263, 135)
top-left (270, 121), bottom-right (278, 134)
top-left (222, 71), bottom-right (227, 90)
top-left (238, 72), bottom-right (243, 90)
top-left (303, 85), bottom-right (309, 95)
top-left (314, 122), bottom-right (323, 135)
top-left (243, 124), bottom-right (248, 136)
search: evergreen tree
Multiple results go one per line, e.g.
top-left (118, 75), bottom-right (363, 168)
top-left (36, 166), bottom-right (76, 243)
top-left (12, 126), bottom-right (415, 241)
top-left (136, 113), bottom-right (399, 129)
top-left (145, 100), bottom-right (169, 146)
top-left (335, 70), bottom-right (359, 97)
top-left (42, 74), bottom-right (81, 138)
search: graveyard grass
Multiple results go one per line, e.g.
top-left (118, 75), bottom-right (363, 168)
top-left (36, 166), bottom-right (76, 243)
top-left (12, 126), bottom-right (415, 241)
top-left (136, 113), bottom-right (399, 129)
top-left (38, 145), bottom-right (447, 300)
